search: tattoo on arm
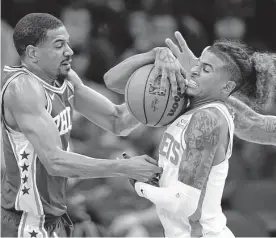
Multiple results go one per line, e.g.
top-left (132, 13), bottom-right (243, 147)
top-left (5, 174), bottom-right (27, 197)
top-left (179, 109), bottom-right (221, 190)
top-left (227, 96), bottom-right (276, 145)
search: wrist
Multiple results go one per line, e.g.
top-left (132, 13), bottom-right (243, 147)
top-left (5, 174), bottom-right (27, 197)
top-left (114, 159), bottom-right (132, 177)
top-left (152, 47), bottom-right (160, 53)
top-left (147, 48), bottom-right (158, 59)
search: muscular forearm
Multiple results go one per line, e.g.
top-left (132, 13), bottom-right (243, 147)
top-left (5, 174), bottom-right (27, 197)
top-left (226, 96), bottom-right (276, 145)
top-left (74, 85), bottom-right (140, 136)
top-left (50, 149), bottom-right (129, 179)
top-left (104, 49), bottom-right (156, 94)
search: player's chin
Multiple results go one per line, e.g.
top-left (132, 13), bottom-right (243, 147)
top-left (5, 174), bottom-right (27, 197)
top-left (59, 67), bottom-right (71, 77)
top-left (185, 88), bottom-right (200, 97)
top-left (57, 68), bottom-right (70, 81)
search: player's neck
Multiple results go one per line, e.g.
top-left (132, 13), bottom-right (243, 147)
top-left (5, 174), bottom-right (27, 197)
top-left (189, 97), bottom-right (224, 110)
top-left (22, 63), bottom-right (56, 86)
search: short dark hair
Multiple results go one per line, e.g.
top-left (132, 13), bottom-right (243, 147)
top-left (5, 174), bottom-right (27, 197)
top-left (13, 13), bottom-right (63, 56)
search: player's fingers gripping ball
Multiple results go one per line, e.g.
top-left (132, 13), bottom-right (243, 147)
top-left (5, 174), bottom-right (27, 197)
top-left (125, 64), bottom-right (189, 127)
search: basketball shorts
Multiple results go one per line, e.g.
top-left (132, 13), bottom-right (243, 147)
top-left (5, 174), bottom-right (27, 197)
top-left (1, 207), bottom-right (74, 237)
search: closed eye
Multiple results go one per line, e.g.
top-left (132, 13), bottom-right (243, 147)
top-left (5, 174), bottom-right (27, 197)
top-left (203, 64), bottom-right (212, 73)
top-left (55, 42), bottom-right (64, 49)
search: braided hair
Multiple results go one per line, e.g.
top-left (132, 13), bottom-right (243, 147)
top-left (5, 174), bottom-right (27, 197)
top-left (209, 40), bottom-right (276, 112)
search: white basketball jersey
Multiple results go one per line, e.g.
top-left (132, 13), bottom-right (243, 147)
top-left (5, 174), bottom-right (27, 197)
top-left (157, 102), bottom-right (235, 237)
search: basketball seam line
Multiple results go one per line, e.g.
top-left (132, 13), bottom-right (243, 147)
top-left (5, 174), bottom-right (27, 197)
top-left (154, 79), bottom-right (171, 126)
top-left (143, 65), bottom-right (155, 124)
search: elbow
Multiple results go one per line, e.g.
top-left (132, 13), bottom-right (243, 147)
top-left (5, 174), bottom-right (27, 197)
top-left (46, 166), bottom-right (58, 177)
top-left (112, 123), bottom-right (131, 137)
top-left (43, 161), bottom-right (58, 177)
top-left (44, 149), bottom-right (63, 176)
top-left (112, 107), bottom-right (133, 137)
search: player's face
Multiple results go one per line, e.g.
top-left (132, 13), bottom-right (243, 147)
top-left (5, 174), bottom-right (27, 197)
top-left (186, 50), bottom-right (232, 99)
top-left (35, 26), bottom-right (73, 81)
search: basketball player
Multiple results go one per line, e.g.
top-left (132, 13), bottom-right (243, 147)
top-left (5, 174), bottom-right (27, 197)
top-left (1, 13), bottom-right (166, 237)
top-left (105, 39), bottom-right (275, 237)
top-left (106, 32), bottom-right (276, 146)
top-left (165, 31), bottom-right (276, 146)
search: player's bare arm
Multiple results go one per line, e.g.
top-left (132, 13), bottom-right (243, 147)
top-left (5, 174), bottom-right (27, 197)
top-left (227, 96), bottom-right (276, 145)
top-left (68, 69), bottom-right (141, 136)
top-left (179, 108), bottom-right (224, 189)
top-left (4, 75), bottom-right (162, 181)
top-left (104, 47), bottom-right (186, 97)
top-left (134, 108), bottom-right (227, 216)
top-left (104, 49), bottom-right (156, 94)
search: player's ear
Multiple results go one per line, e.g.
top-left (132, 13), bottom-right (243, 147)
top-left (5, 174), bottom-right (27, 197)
top-left (25, 45), bottom-right (38, 63)
top-left (222, 81), bottom-right (236, 94)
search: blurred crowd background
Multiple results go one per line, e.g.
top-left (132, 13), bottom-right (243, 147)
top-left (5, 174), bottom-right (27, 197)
top-left (1, 0), bottom-right (276, 237)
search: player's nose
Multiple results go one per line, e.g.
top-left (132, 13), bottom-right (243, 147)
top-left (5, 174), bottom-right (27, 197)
top-left (64, 44), bottom-right (74, 57)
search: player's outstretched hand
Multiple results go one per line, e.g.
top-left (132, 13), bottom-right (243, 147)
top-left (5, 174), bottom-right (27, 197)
top-left (127, 154), bottom-right (162, 182)
top-left (152, 47), bottom-right (187, 97)
top-left (122, 153), bottom-right (160, 187)
top-left (165, 31), bottom-right (198, 73)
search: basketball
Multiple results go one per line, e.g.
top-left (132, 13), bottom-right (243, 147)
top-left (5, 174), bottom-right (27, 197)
top-left (125, 64), bottom-right (189, 127)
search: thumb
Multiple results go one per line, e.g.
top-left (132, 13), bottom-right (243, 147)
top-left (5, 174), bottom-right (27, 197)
top-left (145, 156), bottom-right (159, 166)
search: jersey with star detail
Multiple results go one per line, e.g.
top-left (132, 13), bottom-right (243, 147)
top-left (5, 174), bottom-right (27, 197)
top-left (1, 66), bottom-right (74, 223)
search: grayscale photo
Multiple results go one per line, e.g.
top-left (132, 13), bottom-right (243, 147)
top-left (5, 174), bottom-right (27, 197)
top-left (1, 0), bottom-right (276, 237)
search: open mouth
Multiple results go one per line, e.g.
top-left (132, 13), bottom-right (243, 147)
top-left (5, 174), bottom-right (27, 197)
top-left (187, 79), bottom-right (198, 88)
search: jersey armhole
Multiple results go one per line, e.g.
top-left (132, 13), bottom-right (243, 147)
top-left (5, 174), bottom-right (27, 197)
top-left (66, 81), bottom-right (74, 93)
top-left (1, 72), bottom-right (27, 132)
top-left (44, 90), bottom-right (52, 114)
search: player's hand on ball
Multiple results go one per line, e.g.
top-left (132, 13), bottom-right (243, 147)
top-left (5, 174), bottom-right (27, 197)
top-left (165, 31), bottom-right (198, 73)
top-left (152, 47), bottom-right (187, 97)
